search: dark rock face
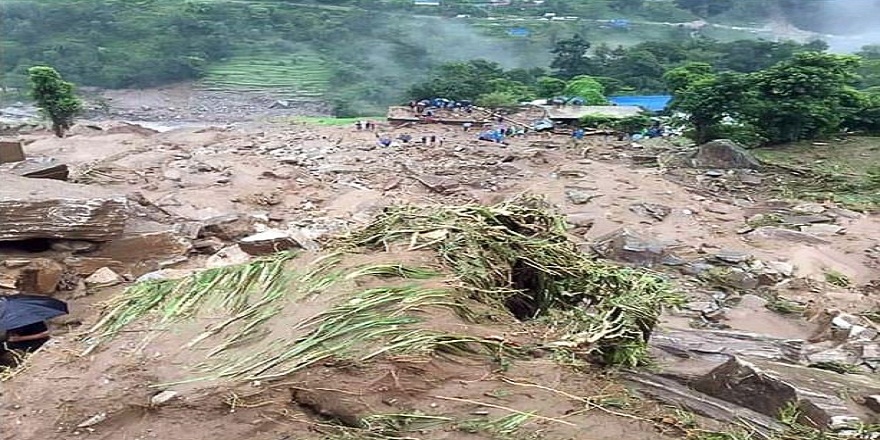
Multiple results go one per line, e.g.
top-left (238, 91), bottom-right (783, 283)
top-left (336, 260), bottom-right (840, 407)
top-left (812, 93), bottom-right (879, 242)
top-left (693, 139), bottom-right (761, 170)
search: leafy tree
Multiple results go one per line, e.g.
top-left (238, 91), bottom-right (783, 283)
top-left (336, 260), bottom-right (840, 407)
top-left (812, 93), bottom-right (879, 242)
top-left (536, 76), bottom-right (567, 98)
top-left (550, 35), bottom-right (594, 79)
top-left (674, 0), bottom-right (734, 17)
top-left (476, 91), bottom-right (519, 108)
top-left (28, 66), bottom-right (82, 137)
top-left (407, 60), bottom-right (504, 100)
top-left (750, 52), bottom-right (861, 143)
top-left (563, 76), bottom-right (607, 105)
top-left (667, 71), bottom-right (753, 144)
top-left (664, 62), bottom-right (714, 94)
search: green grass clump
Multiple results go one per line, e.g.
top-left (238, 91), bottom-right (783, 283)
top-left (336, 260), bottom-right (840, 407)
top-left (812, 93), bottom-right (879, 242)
top-left (348, 195), bottom-right (682, 366)
top-left (85, 196), bottom-right (680, 386)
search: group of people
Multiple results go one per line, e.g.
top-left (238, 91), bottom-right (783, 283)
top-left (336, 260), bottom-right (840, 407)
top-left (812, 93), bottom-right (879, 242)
top-left (478, 125), bottom-right (524, 144)
top-left (355, 120), bottom-right (377, 131)
top-left (376, 133), bottom-right (443, 148)
top-left (409, 98), bottom-right (474, 116)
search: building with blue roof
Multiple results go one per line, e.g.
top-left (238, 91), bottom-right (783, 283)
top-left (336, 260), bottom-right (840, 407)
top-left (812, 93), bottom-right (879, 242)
top-left (608, 95), bottom-right (672, 112)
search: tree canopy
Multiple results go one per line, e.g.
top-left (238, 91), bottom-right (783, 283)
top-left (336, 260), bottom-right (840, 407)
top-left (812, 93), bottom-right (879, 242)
top-left (28, 66), bottom-right (82, 137)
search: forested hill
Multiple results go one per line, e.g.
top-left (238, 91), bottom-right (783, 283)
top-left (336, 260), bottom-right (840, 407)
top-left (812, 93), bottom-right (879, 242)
top-left (0, 0), bottom-right (869, 115)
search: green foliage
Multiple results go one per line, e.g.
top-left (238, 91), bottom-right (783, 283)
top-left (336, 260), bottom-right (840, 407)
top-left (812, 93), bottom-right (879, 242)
top-left (551, 34), bottom-right (594, 79)
top-left (667, 69), bottom-right (753, 144)
top-left (668, 52), bottom-right (871, 145)
top-left (580, 114), bottom-right (651, 134)
top-left (476, 91), bottom-right (520, 108)
top-left (536, 76), bottom-right (567, 98)
top-left (674, 0), bottom-right (734, 17)
top-left (749, 52), bottom-right (862, 144)
top-left (563, 76), bottom-right (608, 105)
top-left (27, 66), bottom-right (82, 137)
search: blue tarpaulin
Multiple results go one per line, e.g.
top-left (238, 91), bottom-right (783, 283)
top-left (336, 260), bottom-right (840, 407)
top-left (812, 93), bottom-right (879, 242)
top-left (608, 95), bottom-right (672, 112)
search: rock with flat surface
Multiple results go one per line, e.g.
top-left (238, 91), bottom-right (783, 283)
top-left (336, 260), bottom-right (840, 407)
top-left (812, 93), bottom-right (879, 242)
top-left (565, 187), bottom-right (600, 205)
top-left (624, 373), bottom-right (785, 437)
top-left (799, 224), bottom-right (845, 236)
top-left (201, 214), bottom-right (255, 241)
top-left (693, 357), bottom-right (878, 428)
top-left (591, 228), bottom-right (679, 267)
top-left (629, 202), bottom-right (672, 221)
top-left (748, 227), bottom-right (830, 245)
top-left (693, 139), bottom-right (761, 169)
top-left (0, 175), bottom-right (127, 241)
top-left (238, 229), bottom-right (301, 256)
top-left (205, 245), bottom-right (251, 268)
top-left (84, 267), bottom-right (124, 288)
top-left (16, 258), bottom-right (65, 295)
top-left (96, 231), bottom-right (191, 265)
top-left (62, 257), bottom-right (124, 277)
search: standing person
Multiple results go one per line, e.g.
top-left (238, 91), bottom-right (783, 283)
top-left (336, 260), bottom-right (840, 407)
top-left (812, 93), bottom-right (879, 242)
top-left (429, 135), bottom-right (436, 145)
top-left (355, 121), bottom-right (363, 131)
top-left (463, 122), bottom-right (472, 132)
top-left (421, 136), bottom-right (428, 145)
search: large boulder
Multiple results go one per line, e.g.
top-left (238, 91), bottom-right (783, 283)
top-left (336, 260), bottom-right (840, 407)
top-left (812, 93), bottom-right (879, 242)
top-left (693, 139), bottom-right (761, 170)
top-left (693, 357), bottom-right (879, 428)
top-left (0, 175), bottom-right (127, 241)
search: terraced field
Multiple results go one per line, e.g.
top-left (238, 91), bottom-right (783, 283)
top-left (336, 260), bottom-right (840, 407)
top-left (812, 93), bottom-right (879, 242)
top-left (200, 52), bottom-right (332, 98)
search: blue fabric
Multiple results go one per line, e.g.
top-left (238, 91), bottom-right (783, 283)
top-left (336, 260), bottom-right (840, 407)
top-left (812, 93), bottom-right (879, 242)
top-left (0, 295), bottom-right (68, 330)
top-left (608, 95), bottom-right (672, 112)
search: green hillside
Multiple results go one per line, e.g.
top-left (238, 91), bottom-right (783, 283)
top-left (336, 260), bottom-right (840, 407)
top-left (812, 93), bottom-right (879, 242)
top-left (0, 0), bottom-right (831, 114)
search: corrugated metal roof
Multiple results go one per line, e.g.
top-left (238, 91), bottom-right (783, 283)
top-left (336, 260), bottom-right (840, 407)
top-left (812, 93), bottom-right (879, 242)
top-left (542, 105), bottom-right (643, 120)
top-left (608, 95), bottom-right (672, 112)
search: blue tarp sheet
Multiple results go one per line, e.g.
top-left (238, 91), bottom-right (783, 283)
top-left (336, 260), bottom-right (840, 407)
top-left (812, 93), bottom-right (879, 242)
top-left (608, 95), bottom-right (672, 112)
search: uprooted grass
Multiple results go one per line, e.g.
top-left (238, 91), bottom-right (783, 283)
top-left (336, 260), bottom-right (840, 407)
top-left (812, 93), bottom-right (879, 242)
top-left (348, 196), bottom-right (682, 365)
top-left (84, 196), bottom-right (681, 388)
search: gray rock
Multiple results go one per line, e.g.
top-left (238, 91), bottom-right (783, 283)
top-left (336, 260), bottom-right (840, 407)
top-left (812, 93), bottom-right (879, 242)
top-left (591, 228), bottom-right (676, 267)
top-left (765, 261), bottom-right (795, 278)
top-left (782, 215), bottom-right (833, 225)
top-left (202, 214), bottom-right (255, 241)
top-left (565, 187), bottom-right (600, 205)
top-left (738, 294), bottom-right (769, 309)
top-left (740, 174), bottom-right (763, 185)
top-left (705, 170), bottom-right (725, 177)
top-left (84, 267), bottom-right (124, 288)
top-left (703, 267), bottom-right (760, 290)
top-left (714, 249), bottom-right (752, 264)
top-left (748, 227), bottom-right (831, 245)
top-left (693, 139), bottom-right (761, 170)
top-left (566, 213), bottom-right (595, 229)
top-left (799, 224), bottom-right (845, 236)
top-left (623, 373), bottom-right (785, 438)
top-left (629, 202), bottom-right (672, 221)
top-left (163, 169), bottom-right (184, 182)
top-left (150, 390), bottom-right (180, 407)
top-left (680, 262), bottom-right (716, 276)
top-left (238, 229), bottom-right (301, 256)
top-left (693, 357), bottom-right (860, 429)
top-left (793, 203), bottom-right (827, 214)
